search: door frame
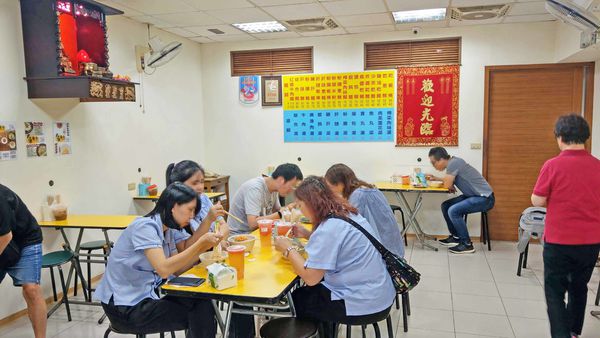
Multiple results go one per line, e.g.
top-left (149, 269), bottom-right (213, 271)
top-left (483, 62), bottom-right (595, 178)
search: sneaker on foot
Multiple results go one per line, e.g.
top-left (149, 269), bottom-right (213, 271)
top-left (438, 236), bottom-right (460, 247)
top-left (449, 243), bottom-right (475, 254)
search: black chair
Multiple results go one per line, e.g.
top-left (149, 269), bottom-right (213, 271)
top-left (463, 211), bottom-right (491, 251)
top-left (390, 205), bottom-right (408, 246)
top-left (259, 318), bottom-right (319, 338)
top-left (73, 239), bottom-right (112, 300)
top-left (103, 323), bottom-right (176, 338)
top-left (42, 250), bottom-right (86, 321)
top-left (335, 306), bottom-right (394, 338)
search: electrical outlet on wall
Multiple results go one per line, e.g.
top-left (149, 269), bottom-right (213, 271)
top-left (470, 143), bottom-right (482, 149)
top-left (128, 183), bottom-right (136, 191)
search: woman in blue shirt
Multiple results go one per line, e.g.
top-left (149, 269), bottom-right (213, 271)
top-left (166, 160), bottom-right (226, 233)
top-left (95, 183), bottom-right (225, 337)
top-left (325, 163), bottom-right (405, 258)
top-left (274, 176), bottom-right (395, 337)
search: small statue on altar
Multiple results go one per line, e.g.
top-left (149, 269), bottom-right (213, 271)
top-left (58, 42), bottom-right (75, 75)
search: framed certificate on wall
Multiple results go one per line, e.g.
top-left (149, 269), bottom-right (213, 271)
top-left (261, 75), bottom-right (282, 107)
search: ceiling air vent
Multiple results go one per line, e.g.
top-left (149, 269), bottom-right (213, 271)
top-left (450, 4), bottom-right (511, 21)
top-left (208, 28), bottom-right (225, 34)
top-left (283, 17), bottom-right (339, 32)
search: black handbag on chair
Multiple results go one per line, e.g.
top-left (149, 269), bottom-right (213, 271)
top-left (0, 240), bottom-right (22, 269)
top-left (328, 215), bottom-right (420, 294)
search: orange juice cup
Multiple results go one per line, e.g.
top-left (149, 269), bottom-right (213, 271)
top-left (276, 222), bottom-right (293, 236)
top-left (401, 175), bottom-right (410, 185)
top-left (258, 220), bottom-right (273, 248)
top-left (227, 245), bottom-right (245, 280)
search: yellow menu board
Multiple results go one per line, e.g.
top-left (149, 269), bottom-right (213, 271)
top-left (283, 70), bottom-right (395, 110)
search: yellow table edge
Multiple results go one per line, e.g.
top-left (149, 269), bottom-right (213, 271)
top-left (38, 214), bottom-right (139, 229)
top-left (375, 181), bottom-right (449, 192)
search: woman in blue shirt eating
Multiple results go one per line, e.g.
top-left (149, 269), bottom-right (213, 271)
top-left (95, 183), bottom-right (226, 337)
top-left (274, 176), bottom-right (395, 337)
top-left (325, 163), bottom-right (405, 258)
top-left (166, 160), bottom-right (226, 234)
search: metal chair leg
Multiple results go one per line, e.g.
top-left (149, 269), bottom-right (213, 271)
top-left (57, 265), bottom-right (72, 321)
top-left (395, 293), bottom-right (400, 310)
top-left (403, 292), bottom-right (410, 316)
top-left (402, 293), bottom-right (409, 332)
top-left (517, 252), bottom-right (524, 276)
top-left (346, 324), bottom-right (352, 338)
top-left (73, 265), bottom-right (78, 297)
top-left (523, 243), bottom-right (529, 269)
top-left (595, 280), bottom-right (600, 306)
top-left (372, 322), bottom-right (381, 338)
top-left (361, 325), bottom-right (367, 338)
top-left (484, 212), bottom-right (491, 251)
top-left (49, 267), bottom-right (57, 301)
top-left (385, 315), bottom-right (394, 338)
top-left (103, 327), bottom-right (111, 338)
top-left (87, 249), bottom-right (93, 301)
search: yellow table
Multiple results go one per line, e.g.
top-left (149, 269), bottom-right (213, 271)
top-left (375, 182), bottom-right (449, 251)
top-left (39, 215), bottom-right (139, 314)
top-left (134, 192), bottom-right (226, 203)
top-left (162, 230), bottom-right (301, 336)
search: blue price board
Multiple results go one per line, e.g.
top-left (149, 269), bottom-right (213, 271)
top-left (284, 109), bottom-right (394, 142)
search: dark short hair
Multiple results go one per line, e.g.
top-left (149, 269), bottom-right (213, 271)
top-left (428, 147), bottom-right (450, 161)
top-left (554, 114), bottom-right (590, 145)
top-left (146, 182), bottom-right (200, 229)
top-left (272, 163), bottom-right (303, 182)
top-left (166, 160), bottom-right (205, 185)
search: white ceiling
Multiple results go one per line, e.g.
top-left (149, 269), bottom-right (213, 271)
top-left (97, 0), bottom-right (559, 44)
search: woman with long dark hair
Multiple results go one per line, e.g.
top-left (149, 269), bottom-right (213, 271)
top-left (325, 163), bottom-right (404, 257)
top-left (166, 160), bottom-right (227, 236)
top-left (274, 176), bottom-right (395, 337)
top-left (95, 183), bottom-right (225, 337)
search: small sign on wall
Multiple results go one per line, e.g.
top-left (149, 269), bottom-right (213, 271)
top-left (53, 122), bottom-right (72, 156)
top-left (0, 121), bottom-right (17, 161)
top-left (261, 76), bottom-right (282, 107)
top-left (24, 121), bottom-right (47, 157)
top-left (239, 75), bottom-right (259, 105)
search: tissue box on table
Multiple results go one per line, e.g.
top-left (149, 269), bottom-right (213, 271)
top-left (207, 263), bottom-right (237, 290)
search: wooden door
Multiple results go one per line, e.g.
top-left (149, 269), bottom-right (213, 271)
top-left (484, 63), bottom-right (594, 241)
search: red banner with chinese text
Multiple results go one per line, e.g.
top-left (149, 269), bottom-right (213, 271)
top-left (396, 65), bottom-right (459, 146)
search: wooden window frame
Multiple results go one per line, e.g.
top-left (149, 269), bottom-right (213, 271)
top-left (230, 46), bottom-right (313, 76)
top-left (364, 37), bottom-right (461, 70)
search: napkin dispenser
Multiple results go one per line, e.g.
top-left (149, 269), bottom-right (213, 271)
top-left (207, 263), bottom-right (237, 290)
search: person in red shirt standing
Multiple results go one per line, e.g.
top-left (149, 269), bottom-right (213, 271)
top-left (531, 114), bottom-right (600, 338)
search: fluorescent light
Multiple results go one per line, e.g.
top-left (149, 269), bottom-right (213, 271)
top-left (392, 8), bottom-right (447, 23)
top-left (232, 21), bottom-right (287, 33)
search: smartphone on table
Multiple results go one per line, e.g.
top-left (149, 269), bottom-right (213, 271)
top-left (168, 277), bottom-right (205, 287)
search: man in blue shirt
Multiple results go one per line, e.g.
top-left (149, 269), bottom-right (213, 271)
top-left (427, 147), bottom-right (495, 254)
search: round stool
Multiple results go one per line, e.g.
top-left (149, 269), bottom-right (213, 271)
top-left (42, 250), bottom-right (75, 321)
top-left (74, 240), bottom-right (112, 300)
top-left (260, 318), bottom-right (319, 338)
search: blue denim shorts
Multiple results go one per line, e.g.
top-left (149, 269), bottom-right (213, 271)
top-left (0, 243), bottom-right (42, 286)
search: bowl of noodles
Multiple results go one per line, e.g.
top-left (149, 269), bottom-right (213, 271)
top-left (199, 251), bottom-right (228, 268)
top-left (227, 234), bottom-right (256, 253)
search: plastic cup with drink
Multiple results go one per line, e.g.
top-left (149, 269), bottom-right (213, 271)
top-left (257, 219), bottom-right (274, 248)
top-left (227, 245), bottom-right (245, 280)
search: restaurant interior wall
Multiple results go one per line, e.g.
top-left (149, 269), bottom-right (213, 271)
top-left (0, 0), bottom-right (206, 320)
top-left (200, 20), bottom-right (580, 239)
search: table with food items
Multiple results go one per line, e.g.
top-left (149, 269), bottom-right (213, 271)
top-left (375, 181), bottom-right (449, 251)
top-left (162, 220), bottom-right (307, 336)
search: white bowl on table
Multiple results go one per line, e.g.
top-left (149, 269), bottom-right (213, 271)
top-left (227, 234), bottom-right (257, 253)
top-left (428, 181), bottom-right (444, 188)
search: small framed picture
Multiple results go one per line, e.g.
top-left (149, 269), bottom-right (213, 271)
top-left (261, 75), bottom-right (282, 107)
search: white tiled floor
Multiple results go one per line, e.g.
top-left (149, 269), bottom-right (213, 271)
top-left (1, 239), bottom-right (600, 337)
